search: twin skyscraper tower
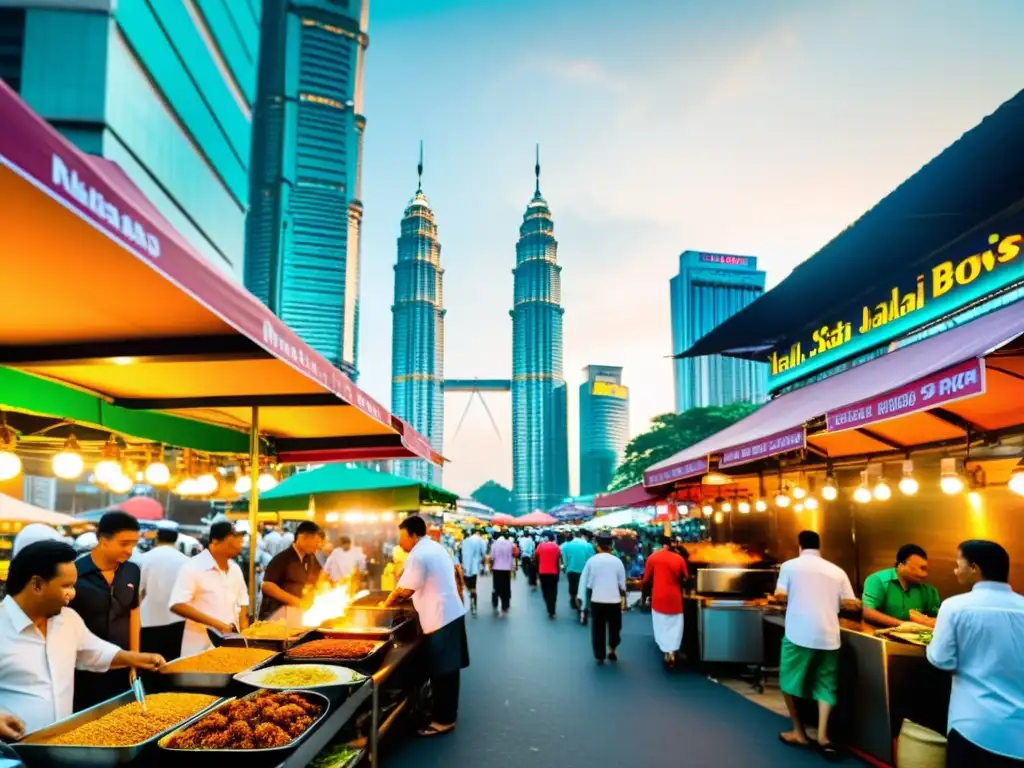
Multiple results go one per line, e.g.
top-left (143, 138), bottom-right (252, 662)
top-left (391, 146), bottom-right (569, 516)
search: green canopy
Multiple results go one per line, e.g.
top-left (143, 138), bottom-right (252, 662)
top-left (257, 464), bottom-right (458, 513)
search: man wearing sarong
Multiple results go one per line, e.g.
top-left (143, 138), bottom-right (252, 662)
top-left (643, 535), bottom-right (688, 667)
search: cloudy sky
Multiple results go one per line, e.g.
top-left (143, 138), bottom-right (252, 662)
top-left (354, 0), bottom-right (1024, 497)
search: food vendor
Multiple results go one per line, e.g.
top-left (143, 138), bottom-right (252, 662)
top-left (0, 541), bottom-right (164, 734)
top-left (861, 544), bottom-right (941, 628)
top-left (69, 511), bottom-right (143, 711)
top-left (259, 520), bottom-right (323, 626)
top-left (382, 515), bottom-right (469, 737)
top-left (323, 536), bottom-right (368, 589)
top-left (170, 521), bottom-right (250, 656)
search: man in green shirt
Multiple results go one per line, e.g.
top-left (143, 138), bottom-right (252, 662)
top-left (862, 544), bottom-right (941, 628)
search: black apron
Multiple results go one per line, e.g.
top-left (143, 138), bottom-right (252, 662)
top-left (422, 616), bottom-right (470, 678)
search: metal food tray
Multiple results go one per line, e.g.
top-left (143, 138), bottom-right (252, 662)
top-left (14, 690), bottom-right (223, 768)
top-left (158, 688), bottom-right (330, 760)
top-left (318, 608), bottom-right (416, 642)
top-left (283, 637), bottom-right (390, 671)
top-left (160, 647), bottom-right (282, 689)
top-left (211, 626), bottom-right (313, 652)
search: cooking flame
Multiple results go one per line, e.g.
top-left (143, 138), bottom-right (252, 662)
top-left (301, 582), bottom-right (371, 628)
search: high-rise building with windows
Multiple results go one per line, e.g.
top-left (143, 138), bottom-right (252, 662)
top-left (511, 150), bottom-right (569, 515)
top-left (671, 251), bottom-right (767, 411)
top-left (391, 146), bottom-right (444, 486)
top-left (245, 0), bottom-right (368, 377)
top-left (0, 0), bottom-right (259, 276)
top-left (579, 365), bottom-right (629, 496)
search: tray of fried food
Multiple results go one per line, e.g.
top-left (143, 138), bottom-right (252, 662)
top-left (284, 637), bottom-right (389, 671)
top-left (159, 689), bottom-right (329, 756)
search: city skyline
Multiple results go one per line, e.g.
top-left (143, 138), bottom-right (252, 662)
top-left (355, 0), bottom-right (1024, 497)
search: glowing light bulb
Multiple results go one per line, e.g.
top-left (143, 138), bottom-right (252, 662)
top-left (792, 486), bottom-right (807, 500)
top-left (176, 478), bottom-right (199, 496)
top-left (53, 451), bottom-right (84, 480)
top-left (853, 485), bottom-right (872, 504)
top-left (873, 480), bottom-right (892, 501)
top-left (1009, 470), bottom-right (1024, 497)
top-left (93, 459), bottom-right (122, 486)
top-left (793, 502), bottom-right (804, 513)
top-left (755, 499), bottom-right (767, 513)
top-left (804, 496), bottom-right (819, 510)
top-left (257, 472), bottom-right (279, 492)
top-left (821, 484), bottom-right (838, 502)
top-left (0, 451), bottom-right (21, 481)
top-left (145, 461), bottom-right (170, 486)
top-left (701, 504), bottom-right (713, 517)
top-left (775, 493), bottom-right (791, 508)
top-left (738, 501), bottom-right (751, 514)
top-left (898, 476), bottom-right (919, 496)
top-left (195, 473), bottom-right (218, 495)
top-left (234, 475), bottom-right (252, 494)
top-left (107, 473), bottom-right (132, 494)
top-left (940, 475), bottom-right (965, 495)
top-left (721, 501), bottom-right (732, 513)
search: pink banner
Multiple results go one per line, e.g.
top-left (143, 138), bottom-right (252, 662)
top-left (826, 358), bottom-right (985, 433)
top-left (719, 426), bottom-right (806, 468)
top-left (0, 82), bottom-right (443, 461)
top-left (644, 456), bottom-right (708, 488)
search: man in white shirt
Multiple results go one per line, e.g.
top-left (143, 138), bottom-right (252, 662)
top-left (138, 525), bottom-right (188, 660)
top-left (383, 515), bottom-right (468, 737)
top-left (169, 521), bottom-right (250, 657)
top-left (459, 529), bottom-right (487, 615)
top-left (927, 539), bottom-right (1024, 767)
top-left (323, 536), bottom-right (367, 589)
top-left (773, 530), bottom-right (859, 758)
top-left (581, 532), bottom-right (627, 664)
top-left (0, 541), bottom-right (164, 734)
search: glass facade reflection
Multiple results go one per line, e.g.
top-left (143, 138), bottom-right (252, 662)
top-left (511, 158), bottom-right (569, 515)
top-left (671, 251), bottom-right (768, 411)
top-left (245, 0), bottom-right (367, 377)
top-left (579, 366), bottom-right (629, 495)
top-left (1, 0), bottom-right (260, 277)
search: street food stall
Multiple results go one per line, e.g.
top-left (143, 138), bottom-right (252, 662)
top-left (642, 86), bottom-right (1024, 767)
top-left (0, 80), bottom-right (441, 767)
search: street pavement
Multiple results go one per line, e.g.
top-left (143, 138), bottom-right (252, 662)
top-left (382, 573), bottom-right (831, 767)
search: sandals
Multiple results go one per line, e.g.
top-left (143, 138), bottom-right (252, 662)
top-left (417, 723), bottom-right (456, 738)
top-left (778, 733), bottom-right (811, 749)
top-left (818, 742), bottom-right (841, 762)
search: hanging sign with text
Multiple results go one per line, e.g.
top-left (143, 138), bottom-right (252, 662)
top-left (825, 358), bottom-right (986, 433)
top-left (719, 426), bottom-right (806, 468)
top-left (644, 456), bottom-right (709, 488)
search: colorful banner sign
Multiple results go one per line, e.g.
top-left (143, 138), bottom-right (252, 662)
top-left (643, 456), bottom-right (709, 488)
top-left (719, 426), bottom-right (806, 468)
top-left (592, 381), bottom-right (629, 399)
top-left (768, 210), bottom-right (1023, 391)
top-left (826, 358), bottom-right (986, 433)
top-left (699, 253), bottom-right (750, 267)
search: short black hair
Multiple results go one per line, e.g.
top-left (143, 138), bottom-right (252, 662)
top-left (209, 521), bottom-right (240, 542)
top-left (545, 532), bottom-right (555, 541)
top-left (959, 540), bottom-right (1010, 582)
top-left (340, 536), bottom-right (352, 546)
top-left (895, 544), bottom-right (927, 566)
top-left (798, 530), bottom-right (820, 550)
top-left (295, 521), bottom-right (321, 537)
top-left (660, 535), bottom-right (672, 547)
top-left (97, 511), bottom-right (140, 538)
top-left (156, 528), bottom-right (179, 545)
top-left (7, 540), bottom-right (78, 595)
top-left (399, 515), bottom-right (427, 538)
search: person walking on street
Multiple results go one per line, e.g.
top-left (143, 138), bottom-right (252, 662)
top-left (535, 533), bottom-right (562, 618)
top-left (489, 532), bottom-right (515, 614)
top-left (643, 535), bottom-right (689, 667)
top-left (927, 540), bottom-right (1024, 767)
top-left (561, 530), bottom-right (596, 611)
top-left (581, 533), bottom-right (626, 664)
top-left (773, 530), bottom-right (860, 761)
top-left (459, 529), bottom-right (487, 615)
top-left (518, 534), bottom-right (537, 590)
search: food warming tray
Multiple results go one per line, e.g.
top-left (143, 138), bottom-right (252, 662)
top-left (208, 626), bottom-right (312, 652)
top-left (160, 648), bottom-right (282, 689)
top-left (317, 606), bottom-right (416, 641)
top-left (283, 637), bottom-right (390, 672)
top-left (158, 688), bottom-right (330, 764)
top-left (15, 690), bottom-right (223, 767)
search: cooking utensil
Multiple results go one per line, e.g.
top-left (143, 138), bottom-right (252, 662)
top-left (130, 675), bottom-right (147, 715)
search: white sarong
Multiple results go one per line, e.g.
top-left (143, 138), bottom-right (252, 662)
top-left (652, 610), bottom-right (684, 653)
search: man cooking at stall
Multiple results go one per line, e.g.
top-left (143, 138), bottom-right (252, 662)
top-left (169, 521), bottom-right (250, 656)
top-left (0, 541), bottom-right (164, 734)
top-left (259, 520), bottom-right (323, 626)
top-left (323, 536), bottom-right (368, 591)
top-left (69, 511), bottom-right (143, 711)
top-left (861, 543), bottom-right (941, 628)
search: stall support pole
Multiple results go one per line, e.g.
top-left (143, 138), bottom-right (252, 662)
top-left (370, 683), bottom-right (380, 768)
top-left (248, 406), bottom-right (261, 618)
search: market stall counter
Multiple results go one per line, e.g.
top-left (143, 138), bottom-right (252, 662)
top-left (763, 613), bottom-right (951, 766)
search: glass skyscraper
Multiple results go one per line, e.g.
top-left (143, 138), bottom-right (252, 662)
top-left (671, 251), bottom-right (768, 411)
top-left (0, 0), bottom-right (259, 276)
top-left (579, 365), bottom-right (629, 496)
top-left (245, 0), bottom-right (367, 377)
top-left (391, 148), bottom-right (444, 486)
top-left (511, 152), bottom-right (569, 515)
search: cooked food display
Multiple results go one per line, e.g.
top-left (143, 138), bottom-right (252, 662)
top-left (256, 666), bottom-right (341, 687)
top-left (310, 744), bottom-right (362, 768)
top-left (161, 647), bottom-right (276, 674)
top-left (242, 620), bottom-right (308, 640)
top-left (287, 639), bottom-right (383, 660)
top-left (164, 691), bottom-right (323, 750)
top-left (28, 693), bottom-right (218, 747)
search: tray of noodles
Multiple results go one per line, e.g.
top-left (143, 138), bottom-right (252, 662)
top-left (158, 689), bottom-right (329, 758)
top-left (234, 663), bottom-right (367, 690)
top-left (15, 691), bottom-right (222, 767)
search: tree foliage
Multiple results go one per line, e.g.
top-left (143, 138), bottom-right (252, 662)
top-left (470, 480), bottom-right (514, 514)
top-left (609, 403), bottom-right (760, 491)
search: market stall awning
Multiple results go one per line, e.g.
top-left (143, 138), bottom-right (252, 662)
top-left (0, 493), bottom-right (80, 526)
top-left (0, 81), bottom-right (439, 465)
top-left (512, 511), bottom-right (558, 526)
top-left (595, 483), bottom-right (664, 509)
top-left (645, 301), bottom-right (1024, 486)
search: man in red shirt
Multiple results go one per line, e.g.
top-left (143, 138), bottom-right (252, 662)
top-left (642, 536), bottom-right (689, 666)
top-left (535, 533), bottom-right (562, 619)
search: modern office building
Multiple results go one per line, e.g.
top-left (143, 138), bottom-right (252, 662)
top-left (510, 150), bottom-right (569, 515)
top-left (245, 0), bottom-right (368, 377)
top-left (0, 0), bottom-right (259, 276)
top-left (671, 251), bottom-right (767, 411)
top-left (579, 365), bottom-right (629, 495)
top-left (391, 146), bottom-right (444, 486)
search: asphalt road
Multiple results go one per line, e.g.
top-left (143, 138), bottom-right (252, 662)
top-left (381, 573), bottom-right (832, 767)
